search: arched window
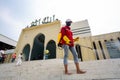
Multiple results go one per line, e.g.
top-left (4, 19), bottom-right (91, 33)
top-left (22, 44), bottom-right (30, 61)
top-left (31, 33), bottom-right (45, 60)
top-left (46, 40), bottom-right (56, 59)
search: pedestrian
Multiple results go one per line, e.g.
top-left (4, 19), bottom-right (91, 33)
top-left (11, 53), bottom-right (16, 62)
top-left (0, 51), bottom-right (2, 63)
top-left (58, 19), bottom-right (86, 75)
top-left (0, 50), bottom-right (6, 63)
top-left (16, 53), bottom-right (23, 66)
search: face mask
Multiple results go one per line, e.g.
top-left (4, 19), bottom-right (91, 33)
top-left (66, 22), bottom-right (71, 26)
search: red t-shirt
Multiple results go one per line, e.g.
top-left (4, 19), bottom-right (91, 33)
top-left (12, 53), bottom-right (16, 58)
top-left (60, 26), bottom-right (74, 46)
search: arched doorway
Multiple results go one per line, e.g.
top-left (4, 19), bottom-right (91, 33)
top-left (75, 44), bottom-right (83, 61)
top-left (46, 40), bottom-right (56, 59)
top-left (22, 44), bottom-right (30, 61)
top-left (31, 33), bottom-right (45, 60)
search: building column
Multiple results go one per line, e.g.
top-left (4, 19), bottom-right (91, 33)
top-left (95, 41), bottom-right (104, 60)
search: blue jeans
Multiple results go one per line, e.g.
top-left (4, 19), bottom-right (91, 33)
top-left (62, 45), bottom-right (79, 65)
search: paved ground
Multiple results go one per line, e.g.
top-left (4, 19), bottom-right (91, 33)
top-left (0, 59), bottom-right (120, 80)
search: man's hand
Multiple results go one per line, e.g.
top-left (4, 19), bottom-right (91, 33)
top-left (76, 37), bottom-right (79, 40)
top-left (74, 37), bottom-right (79, 42)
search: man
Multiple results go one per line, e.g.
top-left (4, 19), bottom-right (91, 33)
top-left (0, 50), bottom-right (6, 63)
top-left (0, 50), bottom-right (2, 63)
top-left (58, 19), bottom-right (86, 75)
top-left (11, 53), bottom-right (16, 62)
top-left (16, 53), bottom-right (23, 66)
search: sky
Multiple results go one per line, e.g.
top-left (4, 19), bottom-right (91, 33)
top-left (0, 0), bottom-right (120, 41)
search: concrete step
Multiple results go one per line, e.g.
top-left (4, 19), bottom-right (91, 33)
top-left (0, 59), bottom-right (120, 80)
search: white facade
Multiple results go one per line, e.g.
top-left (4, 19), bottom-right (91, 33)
top-left (71, 19), bottom-right (91, 38)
